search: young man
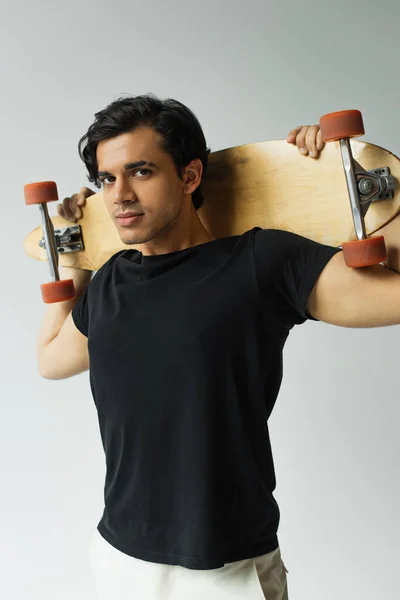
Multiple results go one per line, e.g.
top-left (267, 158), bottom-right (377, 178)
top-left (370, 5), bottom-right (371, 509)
top-left (37, 95), bottom-right (400, 600)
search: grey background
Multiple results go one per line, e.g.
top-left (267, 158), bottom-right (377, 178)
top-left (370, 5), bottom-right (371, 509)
top-left (1, 0), bottom-right (399, 598)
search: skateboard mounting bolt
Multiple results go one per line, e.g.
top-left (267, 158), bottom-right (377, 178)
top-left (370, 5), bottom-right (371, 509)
top-left (358, 178), bottom-right (374, 195)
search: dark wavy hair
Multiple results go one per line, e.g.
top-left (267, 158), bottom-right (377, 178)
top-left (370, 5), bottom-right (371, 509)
top-left (78, 94), bottom-right (211, 210)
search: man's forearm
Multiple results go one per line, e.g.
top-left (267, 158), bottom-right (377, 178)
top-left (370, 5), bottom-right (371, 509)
top-left (378, 214), bottom-right (400, 274)
top-left (37, 267), bottom-right (92, 356)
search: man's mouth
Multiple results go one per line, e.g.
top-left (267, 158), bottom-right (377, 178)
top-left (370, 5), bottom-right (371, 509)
top-left (116, 213), bottom-right (144, 226)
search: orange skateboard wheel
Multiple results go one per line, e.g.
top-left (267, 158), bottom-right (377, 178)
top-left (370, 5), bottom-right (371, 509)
top-left (320, 110), bottom-right (365, 143)
top-left (40, 279), bottom-right (75, 304)
top-left (24, 181), bottom-right (58, 205)
top-left (341, 236), bottom-right (386, 268)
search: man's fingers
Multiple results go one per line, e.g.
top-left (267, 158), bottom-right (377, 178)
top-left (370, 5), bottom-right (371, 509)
top-left (316, 129), bottom-right (325, 152)
top-left (305, 125), bottom-right (320, 158)
top-left (295, 126), bottom-right (308, 155)
top-left (59, 194), bottom-right (78, 222)
top-left (287, 124), bottom-right (324, 158)
top-left (58, 187), bottom-right (94, 222)
top-left (77, 193), bottom-right (86, 206)
top-left (286, 126), bottom-right (303, 144)
top-left (77, 186), bottom-right (94, 205)
top-left (73, 192), bottom-right (84, 220)
top-left (64, 194), bottom-right (78, 222)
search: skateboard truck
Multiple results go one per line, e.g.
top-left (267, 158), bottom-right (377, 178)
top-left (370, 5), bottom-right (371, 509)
top-left (320, 110), bottom-right (393, 267)
top-left (357, 166), bottom-right (396, 217)
top-left (38, 224), bottom-right (84, 254)
top-left (24, 181), bottom-right (76, 303)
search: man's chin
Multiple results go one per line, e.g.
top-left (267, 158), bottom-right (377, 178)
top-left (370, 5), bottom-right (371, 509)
top-left (118, 225), bottom-right (158, 246)
top-left (115, 222), bottom-right (145, 246)
top-left (119, 232), bottom-right (146, 246)
top-left (116, 219), bottom-right (169, 247)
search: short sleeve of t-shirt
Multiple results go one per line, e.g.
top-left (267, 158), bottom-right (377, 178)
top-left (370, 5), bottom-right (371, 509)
top-left (71, 285), bottom-right (90, 337)
top-left (253, 228), bottom-right (342, 325)
top-left (71, 252), bottom-right (126, 338)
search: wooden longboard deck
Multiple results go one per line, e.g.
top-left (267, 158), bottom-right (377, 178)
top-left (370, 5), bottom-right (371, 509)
top-left (24, 139), bottom-right (400, 271)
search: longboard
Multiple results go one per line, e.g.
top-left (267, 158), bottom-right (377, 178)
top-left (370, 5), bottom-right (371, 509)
top-left (24, 139), bottom-right (400, 272)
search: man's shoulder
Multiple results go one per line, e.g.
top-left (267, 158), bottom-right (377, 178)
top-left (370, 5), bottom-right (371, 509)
top-left (90, 250), bottom-right (127, 286)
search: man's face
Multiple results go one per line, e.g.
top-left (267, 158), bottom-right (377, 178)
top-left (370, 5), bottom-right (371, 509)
top-left (97, 126), bottom-right (197, 246)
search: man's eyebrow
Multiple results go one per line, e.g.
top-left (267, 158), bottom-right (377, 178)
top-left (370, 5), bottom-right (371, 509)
top-left (98, 160), bottom-right (159, 177)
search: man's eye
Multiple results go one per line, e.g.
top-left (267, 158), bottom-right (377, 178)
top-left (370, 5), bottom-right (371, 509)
top-left (134, 169), bottom-right (151, 177)
top-left (100, 176), bottom-right (114, 185)
top-left (100, 169), bottom-right (151, 185)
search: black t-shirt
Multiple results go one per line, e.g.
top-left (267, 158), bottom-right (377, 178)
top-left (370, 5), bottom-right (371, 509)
top-left (72, 227), bottom-right (340, 569)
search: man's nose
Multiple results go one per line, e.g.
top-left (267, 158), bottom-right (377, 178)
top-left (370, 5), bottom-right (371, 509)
top-left (113, 178), bottom-right (137, 204)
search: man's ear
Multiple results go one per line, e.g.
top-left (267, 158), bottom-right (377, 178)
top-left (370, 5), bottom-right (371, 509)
top-left (182, 159), bottom-right (203, 194)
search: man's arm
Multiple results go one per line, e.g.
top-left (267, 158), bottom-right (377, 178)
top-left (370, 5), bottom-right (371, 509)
top-left (306, 158), bottom-right (400, 327)
top-left (37, 266), bottom-right (91, 378)
top-left (379, 212), bottom-right (400, 274)
top-left (307, 250), bottom-right (400, 327)
top-left (308, 211), bottom-right (400, 327)
top-left (37, 188), bottom-right (94, 379)
top-left (287, 122), bottom-right (400, 327)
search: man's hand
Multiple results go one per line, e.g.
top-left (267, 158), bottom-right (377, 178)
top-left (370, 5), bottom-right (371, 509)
top-left (286, 125), bottom-right (324, 159)
top-left (57, 186), bottom-right (95, 223)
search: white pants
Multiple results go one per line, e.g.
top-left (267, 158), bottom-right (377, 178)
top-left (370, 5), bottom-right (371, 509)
top-left (89, 529), bottom-right (289, 599)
